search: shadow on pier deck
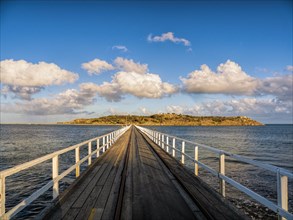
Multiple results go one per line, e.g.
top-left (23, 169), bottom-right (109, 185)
top-left (41, 126), bottom-right (247, 220)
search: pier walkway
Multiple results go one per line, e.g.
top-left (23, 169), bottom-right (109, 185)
top-left (2, 125), bottom-right (292, 220)
top-left (42, 126), bottom-right (245, 220)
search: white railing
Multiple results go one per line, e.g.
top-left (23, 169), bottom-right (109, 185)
top-left (0, 126), bottom-right (130, 220)
top-left (136, 126), bottom-right (293, 220)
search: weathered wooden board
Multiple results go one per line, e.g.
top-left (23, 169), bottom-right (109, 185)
top-left (139, 129), bottom-right (249, 220)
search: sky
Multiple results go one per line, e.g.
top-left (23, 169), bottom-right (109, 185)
top-left (0, 0), bottom-right (292, 124)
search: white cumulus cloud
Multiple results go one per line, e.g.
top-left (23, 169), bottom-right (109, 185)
top-left (114, 57), bottom-right (148, 74)
top-left (181, 60), bottom-right (293, 102)
top-left (81, 58), bottom-right (115, 75)
top-left (79, 57), bottom-right (177, 101)
top-left (148, 32), bottom-right (191, 46)
top-left (0, 59), bottom-right (79, 100)
top-left (0, 59), bottom-right (78, 87)
top-left (87, 71), bottom-right (178, 102)
top-left (181, 60), bottom-right (258, 95)
top-left (113, 71), bottom-right (177, 99)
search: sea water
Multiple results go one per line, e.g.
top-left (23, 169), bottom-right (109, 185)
top-left (0, 124), bottom-right (292, 219)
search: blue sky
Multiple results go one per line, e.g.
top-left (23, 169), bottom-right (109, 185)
top-left (1, 1), bottom-right (292, 124)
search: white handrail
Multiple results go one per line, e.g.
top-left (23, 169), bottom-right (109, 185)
top-left (136, 125), bottom-right (293, 220)
top-left (0, 125), bottom-right (130, 219)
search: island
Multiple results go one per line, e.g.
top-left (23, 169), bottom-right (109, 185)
top-left (58, 113), bottom-right (263, 126)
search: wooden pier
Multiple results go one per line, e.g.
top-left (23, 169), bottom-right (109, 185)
top-left (41, 126), bottom-right (246, 220)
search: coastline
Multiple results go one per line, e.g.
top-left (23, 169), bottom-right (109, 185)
top-left (58, 114), bottom-right (264, 126)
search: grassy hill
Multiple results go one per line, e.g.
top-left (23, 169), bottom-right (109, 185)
top-left (59, 113), bottom-right (263, 126)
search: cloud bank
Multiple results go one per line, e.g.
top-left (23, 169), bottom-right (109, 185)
top-left (81, 71), bottom-right (178, 102)
top-left (167, 98), bottom-right (292, 117)
top-left (0, 59), bottom-right (79, 100)
top-left (2, 84), bottom-right (97, 115)
top-left (80, 57), bottom-right (177, 102)
top-left (181, 60), bottom-right (258, 95)
top-left (1, 85), bottom-right (43, 100)
top-left (1, 57), bottom-right (291, 123)
top-left (102, 71), bottom-right (177, 101)
top-left (1, 59), bottom-right (78, 86)
top-left (181, 60), bottom-right (292, 102)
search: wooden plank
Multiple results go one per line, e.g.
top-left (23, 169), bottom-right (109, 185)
top-left (43, 164), bottom-right (103, 220)
top-left (70, 130), bottom-right (131, 219)
top-left (73, 145), bottom-right (124, 220)
top-left (136, 129), bottom-right (196, 220)
top-left (90, 170), bottom-right (117, 220)
top-left (71, 164), bottom-right (108, 208)
top-left (120, 128), bottom-right (134, 220)
top-left (139, 129), bottom-right (249, 220)
top-left (62, 208), bottom-right (80, 220)
top-left (126, 128), bottom-right (145, 219)
top-left (120, 128), bottom-right (196, 220)
top-left (100, 131), bottom-right (130, 220)
top-left (146, 137), bottom-right (206, 220)
top-left (43, 129), bottom-right (131, 220)
top-left (73, 185), bottom-right (103, 220)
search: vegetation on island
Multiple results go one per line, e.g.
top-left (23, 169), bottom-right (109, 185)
top-left (59, 113), bottom-right (263, 126)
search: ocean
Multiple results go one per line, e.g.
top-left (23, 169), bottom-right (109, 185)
top-left (0, 124), bottom-right (292, 219)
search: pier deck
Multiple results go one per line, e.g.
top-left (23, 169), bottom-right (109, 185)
top-left (43, 126), bottom-right (246, 220)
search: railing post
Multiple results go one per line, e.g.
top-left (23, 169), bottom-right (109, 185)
top-left (158, 134), bottom-right (161, 147)
top-left (166, 136), bottom-right (169, 153)
top-left (52, 155), bottom-right (59, 199)
top-left (181, 141), bottom-right (185, 164)
top-left (75, 147), bottom-right (80, 178)
top-left (219, 152), bottom-right (225, 197)
top-left (88, 142), bottom-right (92, 166)
top-left (157, 133), bottom-right (159, 144)
top-left (107, 135), bottom-right (109, 149)
top-left (162, 135), bottom-right (165, 149)
top-left (108, 134), bottom-right (110, 147)
top-left (172, 138), bottom-right (176, 157)
top-left (277, 170), bottom-right (288, 220)
top-left (194, 146), bottom-right (199, 176)
top-left (97, 138), bottom-right (100, 158)
top-left (0, 174), bottom-right (5, 217)
top-left (103, 136), bottom-right (105, 152)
